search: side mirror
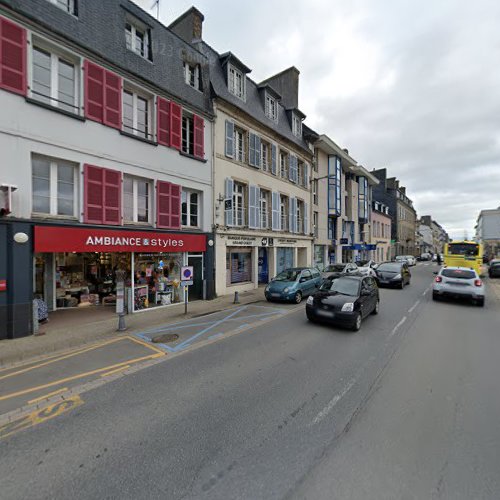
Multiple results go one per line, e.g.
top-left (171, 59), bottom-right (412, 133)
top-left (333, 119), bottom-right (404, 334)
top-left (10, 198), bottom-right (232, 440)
top-left (299, 277), bottom-right (307, 283)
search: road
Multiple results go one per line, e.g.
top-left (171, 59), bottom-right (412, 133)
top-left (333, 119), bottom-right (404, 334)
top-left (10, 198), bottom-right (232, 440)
top-left (1, 264), bottom-right (500, 499)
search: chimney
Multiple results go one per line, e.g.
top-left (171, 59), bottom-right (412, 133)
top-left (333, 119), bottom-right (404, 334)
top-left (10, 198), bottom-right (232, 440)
top-left (259, 67), bottom-right (300, 109)
top-left (169, 7), bottom-right (204, 44)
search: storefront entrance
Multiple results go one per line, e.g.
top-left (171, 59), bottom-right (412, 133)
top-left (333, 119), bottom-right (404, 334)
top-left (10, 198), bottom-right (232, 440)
top-left (258, 247), bottom-right (269, 284)
top-left (277, 247), bottom-right (294, 274)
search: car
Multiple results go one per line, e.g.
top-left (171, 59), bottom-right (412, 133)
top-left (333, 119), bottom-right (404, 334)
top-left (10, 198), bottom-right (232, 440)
top-left (321, 262), bottom-right (359, 280)
top-left (306, 275), bottom-right (379, 331)
top-left (265, 267), bottom-right (322, 303)
top-left (356, 260), bottom-right (378, 277)
top-left (420, 252), bottom-right (431, 261)
top-left (404, 255), bottom-right (417, 266)
top-left (431, 254), bottom-right (438, 262)
top-left (489, 260), bottom-right (500, 278)
top-left (395, 255), bottom-right (409, 265)
top-left (432, 266), bottom-right (485, 306)
top-left (375, 261), bottom-right (411, 288)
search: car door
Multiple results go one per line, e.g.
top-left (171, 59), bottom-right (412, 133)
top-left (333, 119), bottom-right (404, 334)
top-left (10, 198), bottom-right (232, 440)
top-left (359, 279), bottom-right (371, 318)
top-left (310, 268), bottom-right (321, 290)
top-left (299, 269), bottom-right (314, 295)
top-left (366, 277), bottom-right (377, 310)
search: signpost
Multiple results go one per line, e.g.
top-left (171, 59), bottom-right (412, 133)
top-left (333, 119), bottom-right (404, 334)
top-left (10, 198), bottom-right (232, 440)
top-left (115, 270), bottom-right (126, 331)
top-left (181, 266), bottom-right (194, 315)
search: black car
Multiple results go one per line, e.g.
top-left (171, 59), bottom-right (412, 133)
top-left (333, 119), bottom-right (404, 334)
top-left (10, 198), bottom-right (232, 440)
top-left (306, 276), bottom-right (379, 331)
top-left (489, 260), bottom-right (500, 278)
top-left (375, 261), bottom-right (411, 289)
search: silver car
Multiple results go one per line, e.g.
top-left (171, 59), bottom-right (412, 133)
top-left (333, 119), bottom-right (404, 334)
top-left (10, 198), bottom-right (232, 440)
top-left (432, 266), bottom-right (485, 306)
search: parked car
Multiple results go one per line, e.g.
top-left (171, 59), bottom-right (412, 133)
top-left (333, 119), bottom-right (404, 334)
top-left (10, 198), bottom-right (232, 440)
top-left (356, 259), bottom-right (378, 277)
top-left (395, 255), bottom-right (409, 265)
top-left (321, 263), bottom-right (359, 280)
top-left (405, 255), bottom-right (417, 266)
top-left (375, 261), bottom-right (411, 288)
top-left (306, 275), bottom-right (379, 331)
top-left (420, 252), bottom-right (431, 261)
top-left (432, 266), bottom-right (485, 306)
top-left (489, 260), bottom-right (500, 278)
top-left (431, 254), bottom-right (438, 262)
top-left (265, 267), bottom-right (322, 303)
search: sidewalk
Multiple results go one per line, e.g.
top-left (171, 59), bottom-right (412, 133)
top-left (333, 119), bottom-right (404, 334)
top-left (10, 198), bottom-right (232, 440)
top-left (0, 287), bottom-right (267, 368)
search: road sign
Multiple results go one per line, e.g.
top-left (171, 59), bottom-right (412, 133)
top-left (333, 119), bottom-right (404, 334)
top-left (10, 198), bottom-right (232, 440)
top-left (181, 266), bottom-right (194, 281)
top-left (180, 280), bottom-right (193, 287)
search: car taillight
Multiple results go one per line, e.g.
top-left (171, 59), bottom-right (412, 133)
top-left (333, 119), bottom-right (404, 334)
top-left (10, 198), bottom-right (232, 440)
top-left (435, 276), bottom-right (442, 283)
top-left (474, 279), bottom-right (482, 287)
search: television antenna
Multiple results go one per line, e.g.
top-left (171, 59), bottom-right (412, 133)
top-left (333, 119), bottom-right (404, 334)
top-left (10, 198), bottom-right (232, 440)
top-left (150, 0), bottom-right (161, 20)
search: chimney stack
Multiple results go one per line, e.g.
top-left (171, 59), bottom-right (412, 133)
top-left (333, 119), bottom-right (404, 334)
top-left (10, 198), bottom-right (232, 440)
top-left (169, 7), bottom-right (204, 45)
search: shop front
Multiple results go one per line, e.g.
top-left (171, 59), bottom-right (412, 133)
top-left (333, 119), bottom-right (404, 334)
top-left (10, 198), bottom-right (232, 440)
top-left (34, 226), bottom-right (209, 314)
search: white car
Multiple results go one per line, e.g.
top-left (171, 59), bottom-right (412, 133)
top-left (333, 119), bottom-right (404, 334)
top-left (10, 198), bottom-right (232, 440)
top-left (432, 266), bottom-right (485, 306)
top-left (396, 255), bottom-right (416, 266)
top-left (356, 259), bottom-right (378, 277)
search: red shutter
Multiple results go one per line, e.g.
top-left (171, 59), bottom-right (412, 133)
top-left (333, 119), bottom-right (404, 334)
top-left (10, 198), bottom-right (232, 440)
top-left (170, 184), bottom-right (181, 229)
top-left (170, 102), bottom-right (182, 150)
top-left (84, 60), bottom-right (104, 123)
top-left (103, 70), bottom-right (121, 129)
top-left (193, 114), bottom-right (204, 159)
top-left (156, 181), bottom-right (172, 229)
top-left (103, 168), bottom-right (122, 225)
top-left (84, 164), bottom-right (104, 224)
top-left (0, 16), bottom-right (27, 96)
top-left (157, 96), bottom-right (170, 146)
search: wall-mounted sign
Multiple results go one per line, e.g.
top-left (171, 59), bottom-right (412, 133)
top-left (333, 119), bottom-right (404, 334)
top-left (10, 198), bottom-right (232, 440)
top-left (0, 280), bottom-right (6, 292)
top-left (226, 235), bottom-right (258, 247)
top-left (261, 237), bottom-right (274, 247)
top-left (340, 238), bottom-right (349, 245)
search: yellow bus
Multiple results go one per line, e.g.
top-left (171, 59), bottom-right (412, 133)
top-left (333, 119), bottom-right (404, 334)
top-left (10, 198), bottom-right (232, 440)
top-left (444, 240), bottom-right (483, 275)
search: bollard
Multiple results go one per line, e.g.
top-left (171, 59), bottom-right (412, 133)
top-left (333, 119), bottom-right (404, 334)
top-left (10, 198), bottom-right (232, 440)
top-left (117, 311), bottom-right (127, 331)
top-left (32, 299), bottom-right (39, 335)
top-left (233, 291), bottom-right (240, 304)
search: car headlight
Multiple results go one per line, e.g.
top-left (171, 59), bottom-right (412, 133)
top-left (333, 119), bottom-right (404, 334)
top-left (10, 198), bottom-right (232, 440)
top-left (265, 286), bottom-right (269, 293)
top-left (306, 296), bottom-right (314, 305)
top-left (283, 287), bottom-right (289, 293)
top-left (393, 274), bottom-right (401, 279)
top-left (341, 302), bottom-right (354, 312)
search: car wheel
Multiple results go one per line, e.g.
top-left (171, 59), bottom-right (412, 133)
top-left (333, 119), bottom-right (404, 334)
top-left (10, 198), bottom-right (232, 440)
top-left (294, 291), bottom-right (303, 304)
top-left (306, 312), bottom-right (316, 323)
top-left (432, 292), bottom-right (439, 301)
top-left (371, 300), bottom-right (380, 315)
top-left (266, 296), bottom-right (272, 302)
top-left (475, 298), bottom-right (485, 307)
top-left (352, 313), bottom-right (362, 331)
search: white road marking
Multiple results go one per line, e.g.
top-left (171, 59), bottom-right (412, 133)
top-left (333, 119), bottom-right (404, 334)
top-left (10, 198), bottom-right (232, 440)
top-left (311, 377), bottom-right (357, 425)
top-left (408, 300), bottom-right (420, 313)
top-left (390, 316), bottom-right (407, 337)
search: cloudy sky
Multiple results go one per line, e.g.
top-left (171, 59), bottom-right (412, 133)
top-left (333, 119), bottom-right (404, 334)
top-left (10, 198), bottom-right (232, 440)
top-left (134, 0), bottom-right (500, 239)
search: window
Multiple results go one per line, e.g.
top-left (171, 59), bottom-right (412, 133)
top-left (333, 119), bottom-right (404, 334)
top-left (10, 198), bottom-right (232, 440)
top-left (32, 155), bottom-right (77, 217)
top-left (122, 88), bottom-right (152, 139)
top-left (125, 20), bottom-right (150, 60)
top-left (181, 189), bottom-right (199, 227)
top-left (182, 113), bottom-right (194, 155)
top-left (235, 127), bottom-right (246, 162)
top-left (31, 44), bottom-right (79, 114)
top-left (297, 161), bottom-right (305, 187)
top-left (233, 182), bottom-right (245, 226)
top-left (292, 113), bottom-right (302, 137)
top-left (46, 0), bottom-right (77, 15)
top-left (296, 200), bottom-right (303, 232)
top-left (261, 141), bottom-right (270, 172)
top-left (313, 179), bottom-right (318, 205)
top-left (313, 211), bottom-right (319, 237)
top-left (227, 249), bottom-right (252, 284)
top-left (184, 62), bottom-right (201, 90)
top-left (228, 64), bottom-right (245, 100)
top-left (265, 92), bottom-right (278, 121)
top-left (123, 176), bottom-right (151, 223)
top-left (280, 194), bottom-right (288, 231)
top-left (260, 190), bottom-right (270, 229)
top-left (279, 151), bottom-right (288, 178)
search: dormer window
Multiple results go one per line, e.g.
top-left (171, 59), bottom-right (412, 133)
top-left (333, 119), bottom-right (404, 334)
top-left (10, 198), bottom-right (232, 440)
top-left (184, 62), bottom-right (201, 91)
top-left (46, 0), bottom-right (77, 15)
top-left (228, 64), bottom-right (246, 100)
top-left (265, 92), bottom-right (278, 122)
top-left (125, 19), bottom-right (151, 60)
top-left (292, 113), bottom-right (302, 137)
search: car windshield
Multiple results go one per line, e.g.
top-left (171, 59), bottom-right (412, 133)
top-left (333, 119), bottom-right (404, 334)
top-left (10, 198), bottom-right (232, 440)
top-left (377, 263), bottom-right (401, 272)
top-left (274, 270), bottom-right (300, 282)
top-left (442, 269), bottom-right (476, 279)
top-left (321, 278), bottom-right (360, 296)
top-left (324, 264), bottom-right (346, 272)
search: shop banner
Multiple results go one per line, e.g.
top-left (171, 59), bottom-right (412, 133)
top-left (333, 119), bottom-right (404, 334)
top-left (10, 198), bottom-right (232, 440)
top-left (34, 226), bottom-right (207, 253)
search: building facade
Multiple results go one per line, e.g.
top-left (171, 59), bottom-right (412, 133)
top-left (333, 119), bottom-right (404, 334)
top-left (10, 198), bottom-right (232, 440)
top-left (371, 201), bottom-right (392, 262)
top-left (0, 0), bottom-right (216, 338)
top-left (420, 215), bottom-right (449, 254)
top-left (475, 208), bottom-right (500, 259)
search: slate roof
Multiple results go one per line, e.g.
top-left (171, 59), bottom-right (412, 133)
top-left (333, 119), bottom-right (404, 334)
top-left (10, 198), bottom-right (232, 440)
top-left (201, 42), bottom-right (311, 155)
top-left (0, 0), bottom-right (212, 116)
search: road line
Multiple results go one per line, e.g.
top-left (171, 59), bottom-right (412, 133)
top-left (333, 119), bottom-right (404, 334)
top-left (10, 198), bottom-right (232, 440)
top-left (311, 378), bottom-right (357, 425)
top-left (27, 387), bottom-right (69, 404)
top-left (100, 365), bottom-right (130, 377)
top-left (390, 316), bottom-right (407, 337)
top-left (126, 335), bottom-right (166, 355)
top-left (408, 300), bottom-right (420, 313)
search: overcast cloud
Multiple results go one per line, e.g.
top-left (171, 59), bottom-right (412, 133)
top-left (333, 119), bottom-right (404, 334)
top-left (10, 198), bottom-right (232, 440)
top-left (135, 0), bottom-right (500, 239)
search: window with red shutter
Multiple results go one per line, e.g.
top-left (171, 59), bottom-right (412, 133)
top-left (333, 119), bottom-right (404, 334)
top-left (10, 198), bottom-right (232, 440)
top-left (170, 184), bottom-right (181, 229)
top-left (103, 168), bottom-right (121, 225)
top-left (157, 96), bottom-right (170, 146)
top-left (84, 164), bottom-right (104, 224)
top-left (156, 181), bottom-right (181, 229)
top-left (193, 114), bottom-right (204, 159)
top-left (104, 70), bottom-right (121, 129)
top-left (0, 16), bottom-right (27, 96)
top-left (170, 102), bottom-right (182, 150)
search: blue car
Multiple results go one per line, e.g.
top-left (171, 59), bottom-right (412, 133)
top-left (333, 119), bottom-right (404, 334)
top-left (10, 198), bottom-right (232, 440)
top-left (265, 267), bottom-right (322, 303)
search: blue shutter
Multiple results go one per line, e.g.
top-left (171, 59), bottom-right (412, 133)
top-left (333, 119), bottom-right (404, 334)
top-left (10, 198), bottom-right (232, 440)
top-left (225, 121), bottom-right (234, 158)
top-left (271, 144), bottom-right (277, 175)
top-left (249, 133), bottom-right (256, 166)
top-left (304, 202), bottom-right (309, 234)
top-left (225, 178), bottom-right (234, 226)
top-left (289, 197), bottom-right (296, 233)
top-left (255, 136), bottom-right (261, 168)
top-left (272, 192), bottom-right (280, 230)
top-left (249, 185), bottom-right (260, 229)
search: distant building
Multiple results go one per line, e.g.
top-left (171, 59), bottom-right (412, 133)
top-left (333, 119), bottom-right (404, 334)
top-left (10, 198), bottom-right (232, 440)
top-left (475, 208), bottom-right (500, 258)
top-left (420, 216), bottom-right (449, 254)
top-left (371, 201), bottom-right (392, 262)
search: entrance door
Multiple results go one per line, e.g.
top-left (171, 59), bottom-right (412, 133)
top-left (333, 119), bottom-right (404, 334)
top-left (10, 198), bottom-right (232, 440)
top-left (188, 255), bottom-right (203, 300)
top-left (258, 248), bottom-right (269, 284)
top-left (277, 248), bottom-right (294, 274)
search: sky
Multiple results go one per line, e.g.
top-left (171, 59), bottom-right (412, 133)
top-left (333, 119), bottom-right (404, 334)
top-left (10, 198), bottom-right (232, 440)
top-left (133, 0), bottom-right (500, 240)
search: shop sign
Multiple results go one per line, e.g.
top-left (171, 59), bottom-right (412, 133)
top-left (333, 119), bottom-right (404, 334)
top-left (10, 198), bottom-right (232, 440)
top-left (226, 235), bottom-right (258, 247)
top-left (340, 238), bottom-right (349, 245)
top-left (261, 237), bottom-right (274, 247)
top-left (0, 280), bottom-right (6, 292)
top-left (34, 226), bottom-right (207, 253)
top-left (276, 238), bottom-right (298, 247)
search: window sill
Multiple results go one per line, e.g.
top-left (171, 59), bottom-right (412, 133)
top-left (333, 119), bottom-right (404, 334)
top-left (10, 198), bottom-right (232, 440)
top-left (119, 130), bottom-right (158, 146)
top-left (123, 221), bottom-right (153, 227)
top-left (26, 97), bottom-right (85, 121)
top-left (31, 213), bottom-right (79, 221)
top-left (179, 151), bottom-right (207, 163)
top-left (126, 48), bottom-right (153, 64)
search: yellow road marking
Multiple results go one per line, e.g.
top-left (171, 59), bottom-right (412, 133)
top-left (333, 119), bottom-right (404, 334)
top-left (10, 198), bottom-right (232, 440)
top-left (28, 387), bottom-right (69, 404)
top-left (100, 365), bottom-right (130, 377)
top-left (0, 352), bottom-right (164, 402)
top-left (0, 337), bottom-right (125, 381)
top-left (0, 395), bottom-right (83, 440)
top-left (126, 335), bottom-right (166, 354)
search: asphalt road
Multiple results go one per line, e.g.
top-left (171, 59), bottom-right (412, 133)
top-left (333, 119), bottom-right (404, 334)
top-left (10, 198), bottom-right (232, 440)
top-left (1, 264), bottom-right (499, 500)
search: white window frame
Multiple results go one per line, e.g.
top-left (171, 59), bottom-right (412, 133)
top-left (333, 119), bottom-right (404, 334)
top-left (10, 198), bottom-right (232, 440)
top-left (31, 156), bottom-right (78, 218)
top-left (292, 113), bottom-right (302, 137)
top-left (46, 0), bottom-right (76, 15)
top-left (280, 194), bottom-right (288, 231)
top-left (313, 179), bottom-right (318, 205)
top-left (297, 200), bottom-right (303, 232)
top-left (182, 112), bottom-right (194, 155)
top-left (181, 189), bottom-right (200, 228)
top-left (30, 38), bottom-right (81, 114)
top-left (122, 85), bottom-right (153, 139)
top-left (260, 190), bottom-right (269, 229)
top-left (233, 182), bottom-right (245, 226)
top-left (234, 127), bottom-right (246, 163)
top-left (184, 62), bottom-right (201, 91)
top-left (228, 64), bottom-right (246, 100)
top-left (265, 92), bottom-right (278, 122)
top-left (125, 19), bottom-right (150, 60)
top-left (123, 175), bottom-right (152, 224)
top-left (261, 141), bottom-right (270, 172)
top-left (279, 151), bottom-right (288, 178)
